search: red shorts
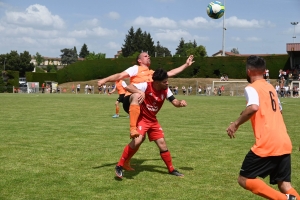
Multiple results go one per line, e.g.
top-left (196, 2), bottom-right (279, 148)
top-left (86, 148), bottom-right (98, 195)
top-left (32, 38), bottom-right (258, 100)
top-left (136, 119), bottom-right (164, 141)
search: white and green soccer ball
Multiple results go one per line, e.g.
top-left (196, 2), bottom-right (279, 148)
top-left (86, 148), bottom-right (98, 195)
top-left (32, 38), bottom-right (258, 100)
top-left (206, 1), bottom-right (225, 19)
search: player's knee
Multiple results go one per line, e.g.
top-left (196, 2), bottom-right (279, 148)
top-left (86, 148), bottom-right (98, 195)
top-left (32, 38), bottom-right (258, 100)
top-left (277, 181), bottom-right (292, 193)
top-left (237, 176), bottom-right (247, 189)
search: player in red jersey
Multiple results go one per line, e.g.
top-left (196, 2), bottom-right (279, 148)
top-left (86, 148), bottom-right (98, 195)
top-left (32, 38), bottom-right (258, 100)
top-left (114, 68), bottom-right (187, 178)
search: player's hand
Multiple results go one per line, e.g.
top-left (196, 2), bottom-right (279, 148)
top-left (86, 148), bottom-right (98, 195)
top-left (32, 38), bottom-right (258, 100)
top-left (226, 122), bottom-right (238, 139)
top-left (179, 100), bottom-right (187, 107)
top-left (186, 55), bottom-right (195, 66)
top-left (137, 92), bottom-right (145, 104)
top-left (98, 79), bottom-right (105, 86)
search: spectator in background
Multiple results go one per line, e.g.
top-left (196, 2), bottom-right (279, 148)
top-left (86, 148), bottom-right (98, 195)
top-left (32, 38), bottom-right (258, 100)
top-left (218, 87), bottom-right (222, 96)
top-left (220, 85), bottom-right (225, 94)
top-left (220, 75), bottom-right (225, 81)
top-left (103, 84), bottom-right (107, 94)
top-left (265, 68), bottom-right (269, 79)
top-left (42, 83), bottom-right (45, 93)
top-left (174, 86), bottom-right (178, 95)
top-left (275, 83), bottom-right (280, 95)
top-left (284, 85), bottom-right (291, 98)
top-left (88, 85), bottom-right (92, 94)
top-left (225, 74), bottom-right (229, 81)
top-left (72, 84), bottom-right (75, 93)
top-left (182, 86), bottom-right (186, 95)
top-left (98, 85), bottom-right (102, 94)
top-left (198, 85), bottom-right (202, 94)
top-left (107, 84), bottom-right (111, 94)
top-left (188, 85), bottom-right (192, 95)
top-left (85, 84), bottom-right (88, 94)
top-left (77, 83), bottom-right (80, 93)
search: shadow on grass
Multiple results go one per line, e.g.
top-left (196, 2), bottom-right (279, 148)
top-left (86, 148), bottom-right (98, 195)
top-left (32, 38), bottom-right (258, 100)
top-left (93, 158), bottom-right (194, 180)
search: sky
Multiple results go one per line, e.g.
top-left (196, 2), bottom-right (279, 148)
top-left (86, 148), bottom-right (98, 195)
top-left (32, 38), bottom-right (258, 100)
top-left (0, 0), bottom-right (299, 59)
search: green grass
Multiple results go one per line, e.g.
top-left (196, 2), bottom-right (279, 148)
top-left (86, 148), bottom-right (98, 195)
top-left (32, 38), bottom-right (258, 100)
top-left (0, 93), bottom-right (299, 200)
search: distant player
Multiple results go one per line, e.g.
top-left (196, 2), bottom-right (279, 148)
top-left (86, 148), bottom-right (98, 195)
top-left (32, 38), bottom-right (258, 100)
top-left (109, 80), bottom-right (127, 118)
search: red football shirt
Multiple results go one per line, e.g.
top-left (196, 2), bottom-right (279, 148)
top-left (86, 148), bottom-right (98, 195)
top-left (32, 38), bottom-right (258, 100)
top-left (134, 82), bottom-right (173, 122)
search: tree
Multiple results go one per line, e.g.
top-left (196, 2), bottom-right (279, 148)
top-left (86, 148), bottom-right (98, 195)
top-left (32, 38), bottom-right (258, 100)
top-left (143, 32), bottom-right (155, 57)
top-left (121, 27), bottom-right (135, 57)
top-left (231, 48), bottom-right (240, 54)
top-left (19, 51), bottom-right (34, 76)
top-left (133, 28), bottom-right (143, 53)
top-left (73, 46), bottom-right (78, 58)
top-left (60, 48), bottom-right (78, 65)
top-left (175, 38), bottom-right (185, 56)
top-left (186, 45), bottom-right (207, 57)
top-left (79, 43), bottom-right (89, 58)
top-left (155, 41), bottom-right (172, 57)
top-left (0, 51), bottom-right (34, 76)
top-left (121, 27), bottom-right (155, 57)
top-left (85, 52), bottom-right (106, 60)
top-left (34, 52), bottom-right (44, 66)
top-left (192, 39), bottom-right (197, 48)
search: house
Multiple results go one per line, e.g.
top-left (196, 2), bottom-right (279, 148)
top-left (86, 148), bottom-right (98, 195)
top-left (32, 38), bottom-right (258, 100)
top-left (212, 50), bottom-right (288, 57)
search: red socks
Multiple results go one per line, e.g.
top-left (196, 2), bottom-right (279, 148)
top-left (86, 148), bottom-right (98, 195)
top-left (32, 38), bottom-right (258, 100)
top-left (160, 150), bottom-right (174, 173)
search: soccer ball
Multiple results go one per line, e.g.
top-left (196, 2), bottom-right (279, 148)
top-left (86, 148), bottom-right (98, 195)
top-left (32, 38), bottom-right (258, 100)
top-left (206, 1), bottom-right (225, 19)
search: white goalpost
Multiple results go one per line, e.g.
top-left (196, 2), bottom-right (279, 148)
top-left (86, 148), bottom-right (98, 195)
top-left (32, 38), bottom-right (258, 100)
top-left (212, 81), bottom-right (248, 96)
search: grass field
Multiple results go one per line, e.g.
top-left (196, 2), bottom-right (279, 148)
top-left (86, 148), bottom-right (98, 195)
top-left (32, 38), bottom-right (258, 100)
top-left (0, 93), bottom-right (299, 200)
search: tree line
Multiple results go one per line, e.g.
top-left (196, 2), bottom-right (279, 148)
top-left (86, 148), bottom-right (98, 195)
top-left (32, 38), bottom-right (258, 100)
top-left (0, 26), bottom-right (241, 77)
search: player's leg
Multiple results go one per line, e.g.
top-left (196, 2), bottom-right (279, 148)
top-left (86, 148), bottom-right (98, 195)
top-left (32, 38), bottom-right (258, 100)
top-left (154, 138), bottom-right (184, 177)
top-left (275, 154), bottom-right (300, 199)
top-left (123, 94), bottom-right (139, 138)
top-left (115, 134), bottom-right (145, 178)
top-left (129, 93), bottom-right (143, 138)
top-left (149, 122), bottom-right (184, 177)
top-left (112, 98), bottom-right (120, 118)
top-left (238, 151), bottom-right (291, 199)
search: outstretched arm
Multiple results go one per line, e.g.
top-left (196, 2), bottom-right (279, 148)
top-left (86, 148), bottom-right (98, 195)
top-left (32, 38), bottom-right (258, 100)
top-left (170, 98), bottom-right (187, 108)
top-left (167, 55), bottom-right (195, 77)
top-left (226, 104), bottom-right (258, 139)
top-left (98, 71), bottom-right (129, 86)
top-left (125, 83), bottom-right (146, 104)
top-left (108, 85), bottom-right (117, 94)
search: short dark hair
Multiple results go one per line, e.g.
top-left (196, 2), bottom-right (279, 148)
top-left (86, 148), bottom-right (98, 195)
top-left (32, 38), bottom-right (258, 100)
top-left (152, 68), bottom-right (168, 81)
top-left (246, 55), bottom-right (266, 71)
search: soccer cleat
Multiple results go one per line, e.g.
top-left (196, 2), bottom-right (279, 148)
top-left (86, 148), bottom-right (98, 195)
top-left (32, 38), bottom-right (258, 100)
top-left (130, 129), bottom-right (140, 139)
top-left (170, 169), bottom-right (184, 177)
top-left (112, 114), bottom-right (119, 118)
top-left (115, 165), bottom-right (123, 178)
top-left (123, 160), bottom-right (135, 171)
top-left (286, 194), bottom-right (297, 200)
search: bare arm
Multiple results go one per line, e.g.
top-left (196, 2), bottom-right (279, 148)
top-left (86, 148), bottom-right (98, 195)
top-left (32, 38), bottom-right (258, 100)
top-left (170, 99), bottom-right (187, 108)
top-left (98, 71), bottom-right (129, 86)
top-left (167, 55), bottom-right (195, 77)
top-left (109, 85), bottom-right (116, 94)
top-left (226, 104), bottom-right (259, 138)
top-left (125, 84), bottom-right (145, 104)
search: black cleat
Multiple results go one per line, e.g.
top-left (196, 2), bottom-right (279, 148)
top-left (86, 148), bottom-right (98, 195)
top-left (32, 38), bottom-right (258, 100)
top-left (115, 165), bottom-right (123, 178)
top-left (286, 194), bottom-right (297, 200)
top-left (170, 169), bottom-right (184, 177)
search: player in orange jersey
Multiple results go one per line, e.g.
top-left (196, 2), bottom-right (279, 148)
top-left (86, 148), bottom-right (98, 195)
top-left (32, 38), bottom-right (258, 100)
top-left (98, 52), bottom-right (194, 138)
top-left (108, 80), bottom-right (127, 118)
top-left (226, 55), bottom-right (299, 200)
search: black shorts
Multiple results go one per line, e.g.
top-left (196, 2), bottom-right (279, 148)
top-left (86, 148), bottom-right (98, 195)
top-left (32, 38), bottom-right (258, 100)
top-left (240, 150), bottom-right (291, 185)
top-left (117, 94), bottom-right (125, 103)
top-left (122, 95), bottom-right (131, 114)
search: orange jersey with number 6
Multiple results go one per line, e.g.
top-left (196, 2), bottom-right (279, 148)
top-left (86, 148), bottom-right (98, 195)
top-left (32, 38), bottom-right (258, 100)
top-left (248, 79), bottom-right (292, 157)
